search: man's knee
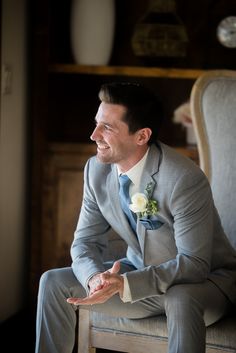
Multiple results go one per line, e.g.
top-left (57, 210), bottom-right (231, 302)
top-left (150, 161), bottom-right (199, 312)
top-left (38, 269), bottom-right (63, 298)
top-left (39, 269), bottom-right (55, 288)
top-left (164, 284), bottom-right (204, 318)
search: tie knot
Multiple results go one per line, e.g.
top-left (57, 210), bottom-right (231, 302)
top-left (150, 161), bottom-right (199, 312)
top-left (119, 174), bottom-right (131, 188)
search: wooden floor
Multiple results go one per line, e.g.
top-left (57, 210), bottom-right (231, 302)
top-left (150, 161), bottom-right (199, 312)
top-left (0, 309), bottom-right (121, 353)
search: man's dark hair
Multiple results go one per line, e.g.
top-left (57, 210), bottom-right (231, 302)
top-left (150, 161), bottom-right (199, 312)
top-left (98, 82), bottom-right (163, 145)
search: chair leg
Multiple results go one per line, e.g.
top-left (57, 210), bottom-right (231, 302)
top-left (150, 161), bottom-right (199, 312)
top-left (78, 308), bottom-right (96, 353)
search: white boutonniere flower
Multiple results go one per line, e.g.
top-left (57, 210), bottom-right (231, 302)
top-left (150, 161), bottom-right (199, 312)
top-left (129, 182), bottom-right (158, 218)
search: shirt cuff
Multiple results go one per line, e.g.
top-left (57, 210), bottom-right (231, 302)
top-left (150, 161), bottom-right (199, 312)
top-left (120, 274), bottom-right (132, 302)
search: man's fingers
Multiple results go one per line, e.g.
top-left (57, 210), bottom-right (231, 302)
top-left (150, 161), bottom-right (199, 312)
top-left (67, 284), bottom-right (113, 306)
top-left (67, 297), bottom-right (82, 305)
top-left (66, 274), bottom-right (122, 306)
top-left (67, 262), bottom-right (123, 306)
top-left (67, 296), bottom-right (94, 306)
top-left (110, 260), bottom-right (120, 274)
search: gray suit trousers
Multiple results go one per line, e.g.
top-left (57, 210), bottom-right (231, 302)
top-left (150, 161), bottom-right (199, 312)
top-left (35, 263), bottom-right (231, 353)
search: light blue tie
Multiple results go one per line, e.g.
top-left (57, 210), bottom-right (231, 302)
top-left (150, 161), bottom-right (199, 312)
top-left (119, 175), bottom-right (137, 232)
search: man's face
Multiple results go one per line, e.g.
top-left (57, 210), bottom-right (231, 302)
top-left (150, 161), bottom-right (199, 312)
top-left (90, 102), bottom-right (142, 171)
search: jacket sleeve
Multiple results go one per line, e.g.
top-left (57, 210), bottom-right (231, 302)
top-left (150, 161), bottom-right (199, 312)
top-left (70, 158), bottom-right (111, 292)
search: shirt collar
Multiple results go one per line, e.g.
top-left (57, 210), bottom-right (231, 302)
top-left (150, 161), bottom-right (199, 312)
top-left (117, 148), bottom-right (150, 187)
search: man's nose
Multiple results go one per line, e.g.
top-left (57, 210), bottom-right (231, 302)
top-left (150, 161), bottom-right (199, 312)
top-left (90, 125), bottom-right (99, 141)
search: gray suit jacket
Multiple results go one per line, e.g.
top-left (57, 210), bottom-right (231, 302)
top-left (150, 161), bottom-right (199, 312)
top-left (71, 142), bottom-right (236, 304)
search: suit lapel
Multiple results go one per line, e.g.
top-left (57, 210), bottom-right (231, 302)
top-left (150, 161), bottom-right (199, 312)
top-left (139, 143), bottom-right (162, 197)
top-left (136, 143), bottom-right (162, 253)
top-left (107, 144), bottom-right (162, 254)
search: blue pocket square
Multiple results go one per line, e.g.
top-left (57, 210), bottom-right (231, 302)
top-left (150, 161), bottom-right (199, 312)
top-left (140, 218), bottom-right (163, 230)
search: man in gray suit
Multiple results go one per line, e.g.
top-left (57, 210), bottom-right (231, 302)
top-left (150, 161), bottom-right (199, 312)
top-left (35, 82), bottom-right (236, 353)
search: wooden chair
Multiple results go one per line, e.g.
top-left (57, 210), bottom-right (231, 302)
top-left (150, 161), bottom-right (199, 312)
top-left (78, 70), bottom-right (236, 353)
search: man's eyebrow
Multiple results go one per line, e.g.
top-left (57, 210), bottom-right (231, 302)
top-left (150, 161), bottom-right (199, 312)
top-left (94, 118), bottom-right (114, 128)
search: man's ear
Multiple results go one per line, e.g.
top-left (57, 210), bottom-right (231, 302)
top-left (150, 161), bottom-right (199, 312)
top-left (136, 128), bottom-right (152, 145)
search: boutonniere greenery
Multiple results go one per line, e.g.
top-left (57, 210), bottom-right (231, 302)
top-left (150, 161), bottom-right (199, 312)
top-left (129, 182), bottom-right (158, 218)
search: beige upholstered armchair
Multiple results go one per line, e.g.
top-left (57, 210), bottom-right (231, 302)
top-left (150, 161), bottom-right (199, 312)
top-left (78, 70), bottom-right (236, 353)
